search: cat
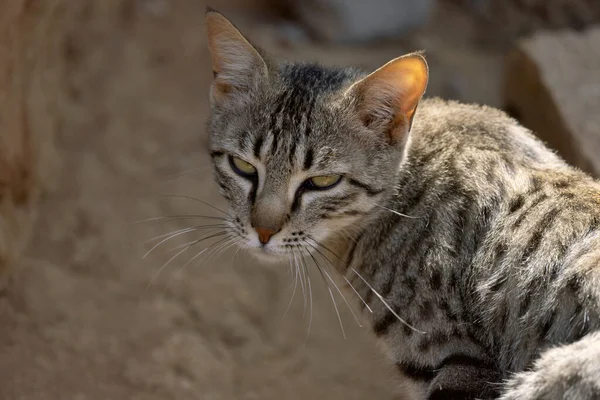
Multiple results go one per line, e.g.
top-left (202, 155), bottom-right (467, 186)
top-left (204, 9), bottom-right (600, 400)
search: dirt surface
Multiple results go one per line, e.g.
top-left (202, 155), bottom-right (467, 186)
top-left (0, 1), bottom-right (503, 399)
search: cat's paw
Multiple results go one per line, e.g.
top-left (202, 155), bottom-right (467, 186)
top-left (500, 332), bottom-right (600, 400)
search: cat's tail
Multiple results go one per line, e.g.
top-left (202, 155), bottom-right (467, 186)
top-left (499, 331), bottom-right (600, 400)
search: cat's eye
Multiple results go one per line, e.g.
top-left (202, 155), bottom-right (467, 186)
top-left (229, 156), bottom-right (257, 177)
top-left (304, 174), bottom-right (342, 190)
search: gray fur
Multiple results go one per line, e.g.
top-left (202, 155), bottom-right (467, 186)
top-left (206, 10), bottom-right (600, 400)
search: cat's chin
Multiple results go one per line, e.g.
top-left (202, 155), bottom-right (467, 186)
top-left (245, 247), bottom-right (290, 265)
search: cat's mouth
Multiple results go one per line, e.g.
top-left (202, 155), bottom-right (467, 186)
top-left (244, 244), bottom-right (294, 264)
top-left (237, 237), bottom-right (312, 262)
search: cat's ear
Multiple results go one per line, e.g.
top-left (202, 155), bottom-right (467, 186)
top-left (205, 9), bottom-right (268, 105)
top-left (348, 52), bottom-right (428, 144)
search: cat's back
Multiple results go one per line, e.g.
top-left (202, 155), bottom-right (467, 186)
top-left (375, 98), bottom-right (600, 370)
top-left (413, 97), bottom-right (571, 173)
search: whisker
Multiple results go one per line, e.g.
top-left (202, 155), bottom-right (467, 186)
top-left (163, 235), bottom-right (232, 295)
top-left (178, 241), bottom-right (222, 272)
top-left (342, 275), bottom-right (373, 314)
top-left (306, 235), bottom-right (344, 263)
top-left (159, 194), bottom-right (232, 218)
top-left (170, 230), bottom-right (230, 252)
top-left (145, 227), bottom-right (198, 244)
top-left (339, 227), bottom-right (358, 244)
top-left (295, 250), bottom-right (308, 317)
top-left (305, 237), bottom-right (372, 313)
top-left (146, 230), bottom-right (230, 290)
top-left (143, 228), bottom-right (203, 259)
top-left (169, 231), bottom-right (225, 251)
top-left (134, 214), bottom-right (227, 224)
top-left (303, 248), bottom-right (345, 339)
top-left (283, 252), bottom-right (299, 318)
top-left (147, 224), bottom-right (225, 244)
top-left (303, 242), bottom-right (363, 328)
top-left (375, 203), bottom-right (422, 219)
top-left (298, 249), bottom-right (314, 338)
top-left (328, 287), bottom-right (346, 339)
top-left (351, 267), bottom-right (427, 335)
top-left (230, 241), bottom-right (242, 269)
top-left (146, 243), bottom-right (192, 291)
top-left (203, 236), bottom-right (237, 265)
top-left (151, 232), bottom-right (227, 290)
top-left (209, 240), bottom-right (238, 266)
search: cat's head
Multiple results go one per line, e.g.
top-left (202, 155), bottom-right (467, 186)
top-left (205, 10), bottom-right (428, 261)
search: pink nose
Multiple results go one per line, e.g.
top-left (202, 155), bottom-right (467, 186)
top-left (255, 227), bottom-right (277, 244)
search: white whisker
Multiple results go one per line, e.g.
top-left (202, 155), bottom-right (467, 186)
top-left (306, 237), bottom-right (372, 313)
top-left (146, 245), bottom-right (190, 291)
top-left (142, 228), bottom-right (201, 259)
top-left (298, 250), bottom-right (314, 338)
top-left (283, 252), bottom-right (298, 318)
top-left (342, 275), bottom-right (373, 313)
top-left (351, 267), bottom-right (427, 334)
top-left (328, 286), bottom-right (346, 339)
top-left (375, 203), bottom-right (422, 219)
top-left (134, 214), bottom-right (227, 224)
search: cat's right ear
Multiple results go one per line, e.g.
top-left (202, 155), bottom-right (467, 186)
top-left (205, 9), bottom-right (268, 106)
top-left (346, 52), bottom-right (428, 145)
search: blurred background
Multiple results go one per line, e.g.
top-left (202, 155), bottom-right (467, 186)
top-left (0, 0), bottom-right (598, 399)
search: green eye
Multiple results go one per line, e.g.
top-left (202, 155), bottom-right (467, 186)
top-left (305, 174), bottom-right (342, 189)
top-left (230, 156), bottom-right (257, 177)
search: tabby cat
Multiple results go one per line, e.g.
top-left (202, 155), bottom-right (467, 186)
top-left (204, 9), bottom-right (600, 400)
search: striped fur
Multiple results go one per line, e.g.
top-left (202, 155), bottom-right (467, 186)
top-left (205, 10), bottom-right (600, 400)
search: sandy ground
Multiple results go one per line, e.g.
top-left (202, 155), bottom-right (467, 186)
top-left (0, 1), bottom-right (503, 399)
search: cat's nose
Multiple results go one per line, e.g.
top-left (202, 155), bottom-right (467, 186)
top-left (255, 227), bottom-right (278, 244)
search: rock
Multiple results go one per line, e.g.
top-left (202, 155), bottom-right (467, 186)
top-left (277, 0), bottom-right (436, 43)
top-left (504, 27), bottom-right (600, 176)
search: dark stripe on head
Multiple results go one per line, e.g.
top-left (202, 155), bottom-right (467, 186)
top-left (210, 151), bottom-right (224, 158)
top-left (291, 188), bottom-right (304, 214)
top-left (289, 140), bottom-right (297, 164)
top-left (248, 177), bottom-right (258, 205)
top-left (303, 148), bottom-right (314, 170)
top-left (253, 135), bottom-right (264, 159)
top-left (348, 179), bottom-right (385, 196)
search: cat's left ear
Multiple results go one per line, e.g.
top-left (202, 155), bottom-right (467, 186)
top-left (205, 9), bottom-right (268, 106)
top-left (347, 52), bottom-right (428, 145)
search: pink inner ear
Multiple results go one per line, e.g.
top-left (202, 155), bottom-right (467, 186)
top-left (352, 54), bottom-right (428, 143)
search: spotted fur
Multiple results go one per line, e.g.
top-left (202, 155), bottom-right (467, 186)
top-left (205, 10), bottom-right (600, 400)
